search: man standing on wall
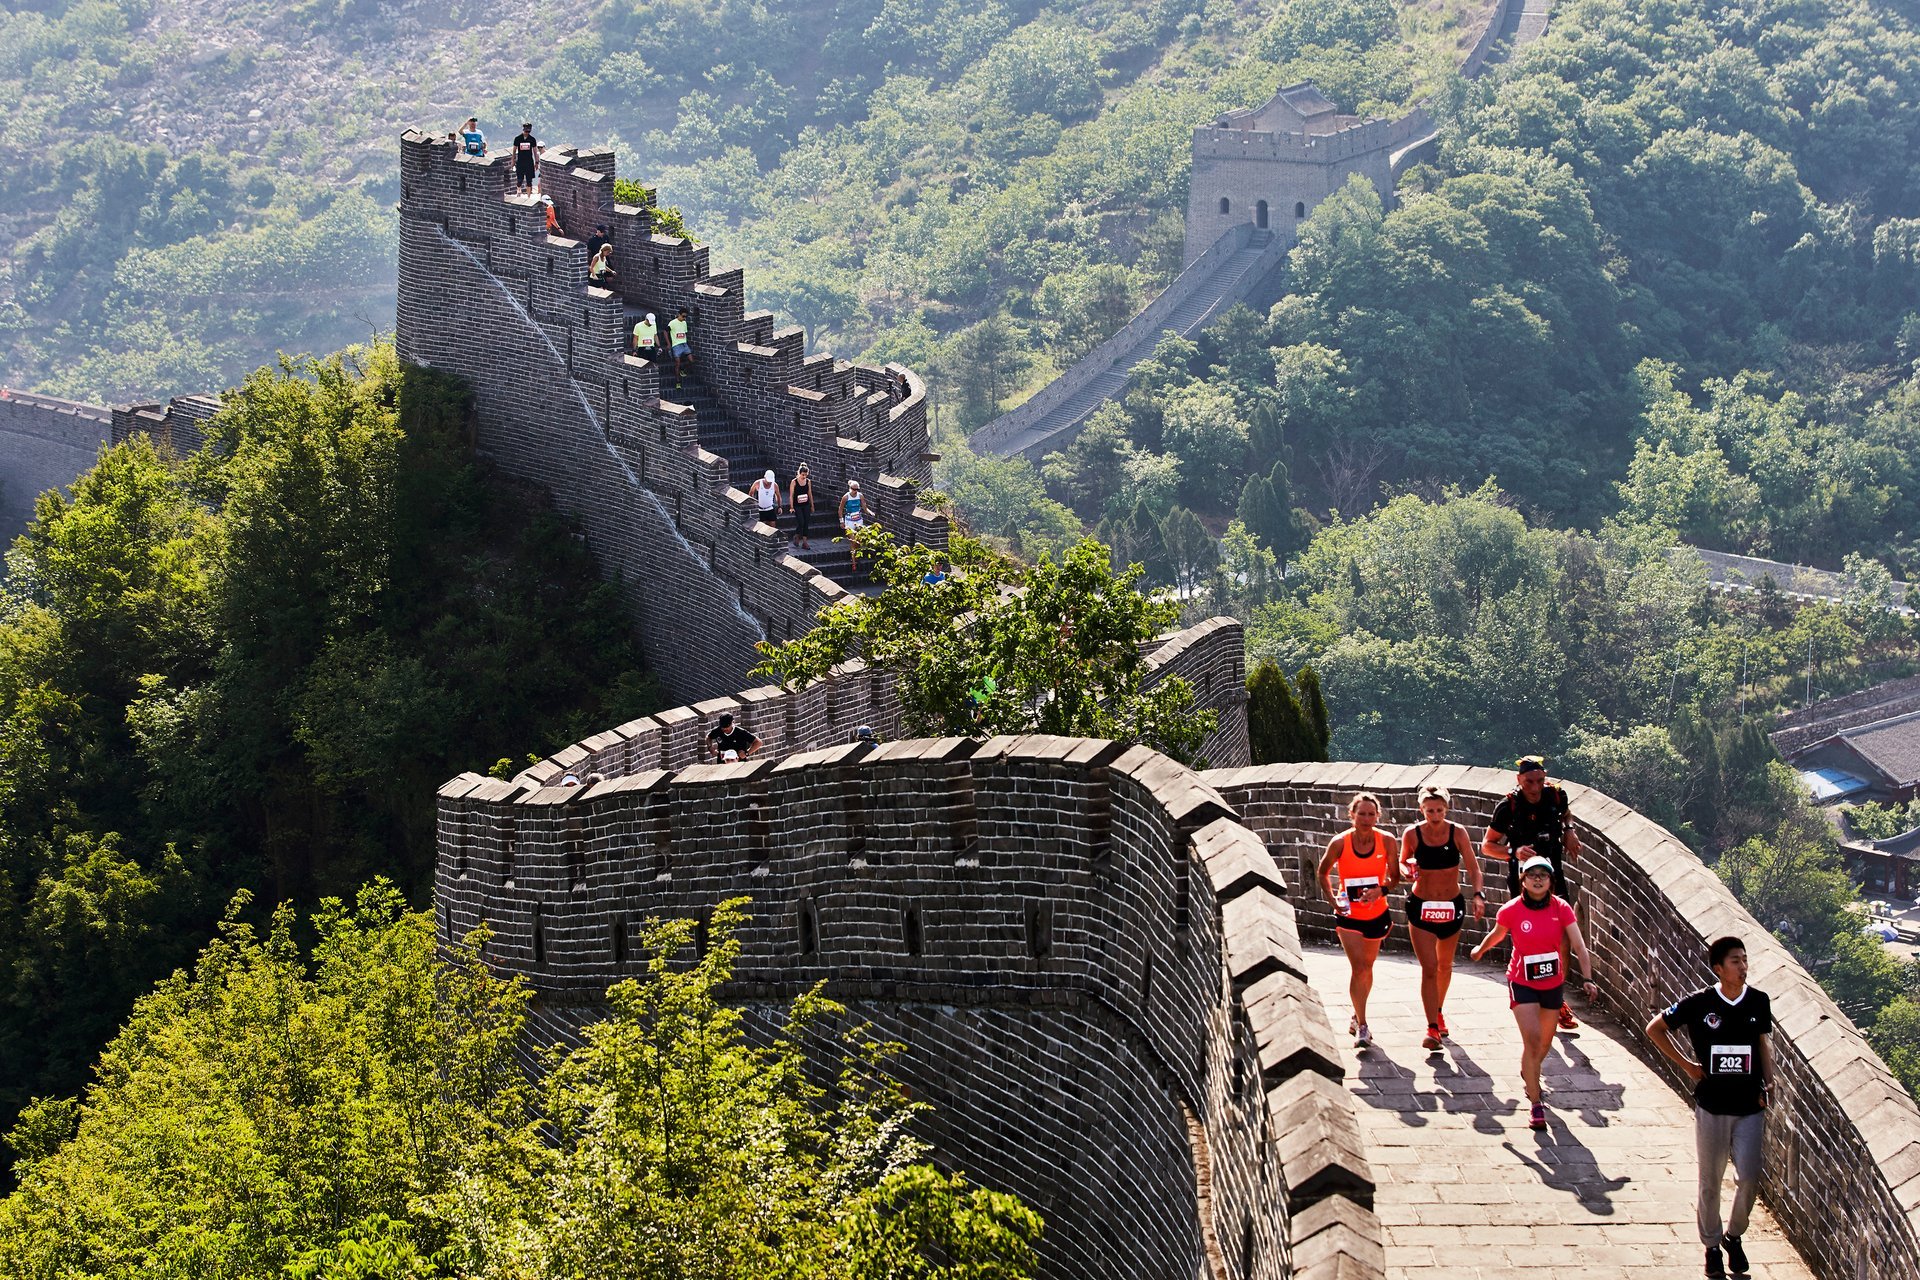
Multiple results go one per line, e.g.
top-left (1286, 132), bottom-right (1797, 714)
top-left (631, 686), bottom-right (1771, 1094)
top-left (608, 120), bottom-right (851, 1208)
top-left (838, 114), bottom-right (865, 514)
top-left (512, 122), bottom-right (541, 196)
top-left (460, 117), bottom-right (486, 156)
top-left (706, 712), bottom-right (761, 763)
top-left (1483, 755), bottom-right (1585, 1029)
top-left (1645, 937), bottom-right (1774, 1280)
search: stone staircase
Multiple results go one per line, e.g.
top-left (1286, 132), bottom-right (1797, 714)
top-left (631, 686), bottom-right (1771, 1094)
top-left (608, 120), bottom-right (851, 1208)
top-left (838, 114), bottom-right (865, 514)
top-left (630, 305), bottom-right (873, 591)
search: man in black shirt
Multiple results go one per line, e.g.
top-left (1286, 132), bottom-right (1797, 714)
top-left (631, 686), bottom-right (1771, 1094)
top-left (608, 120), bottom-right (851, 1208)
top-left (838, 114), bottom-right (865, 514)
top-left (1646, 936), bottom-right (1775, 1280)
top-left (1484, 755), bottom-right (1586, 1027)
top-left (586, 225), bottom-right (610, 261)
top-left (512, 123), bottom-right (541, 195)
top-left (706, 712), bottom-right (760, 763)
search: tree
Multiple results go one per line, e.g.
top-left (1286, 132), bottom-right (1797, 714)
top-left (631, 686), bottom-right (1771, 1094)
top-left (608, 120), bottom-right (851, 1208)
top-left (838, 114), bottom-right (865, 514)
top-left (1716, 819), bottom-right (1856, 969)
top-left (1158, 382), bottom-right (1249, 510)
top-left (0, 883), bottom-right (532, 1277)
top-left (1158, 505), bottom-right (1218, 596)
top-left (752, 532), bottom-right (1218, 764)
top-left (1246, 660), bottom-right (1313, 764)
top-left (1237, 459), bottom-right (1311, 565)
top-left (1294, 664), bottom-right (1330, 758)
top-left (951, 312), bottom-right (1031, 426)
top-left (0, 891), bottom-right (1044, 1280)
top-left (469, 901), bottom-right (1044, 1278)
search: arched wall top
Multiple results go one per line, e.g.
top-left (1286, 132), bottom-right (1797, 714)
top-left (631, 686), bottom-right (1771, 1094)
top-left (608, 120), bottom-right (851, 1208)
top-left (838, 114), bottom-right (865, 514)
top-left (435, 734), bottom-right (1384, 1280)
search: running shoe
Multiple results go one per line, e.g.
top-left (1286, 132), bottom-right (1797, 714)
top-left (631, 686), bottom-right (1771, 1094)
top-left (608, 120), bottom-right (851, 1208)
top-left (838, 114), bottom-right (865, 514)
top-left (1704, 1245), bottom-right (1727, 1279)
top-left (1436, 1011), bottom-right (1448, 1038)
top-left (1722, 1235), bottom-right (1748, 1276)
top-left (1354, 1022), bottom-right (1371, 1047)
top-left (1527, 1101), bottom-right (1546, 1130)
top-left (1422, 1025), bottom-right (1442, 1051)
top-left (1558, 1006), bottom-right (1579, 1031)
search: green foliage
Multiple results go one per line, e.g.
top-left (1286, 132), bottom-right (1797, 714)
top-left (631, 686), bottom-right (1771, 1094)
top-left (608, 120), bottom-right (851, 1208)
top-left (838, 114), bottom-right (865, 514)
top-left (0, 882), bottom-right (533, 1277)
top-left (470, 900), bottom-right (1043, 1278)
top-left (1246, 659), bottom-right (1328, 764)
top-left (1870, 997), bottom-right (1920, 1100)
top-left (0, 891), bottom-right (1042, 1279)
top-left (0, 342), bottom-right (657, 1159)
top-left (1845, 800), bottom-right (1920, 841)
top-left (752, 531), bottom-right (1217, 763)
top-left (1716, 799), bottom-right (1858, 965)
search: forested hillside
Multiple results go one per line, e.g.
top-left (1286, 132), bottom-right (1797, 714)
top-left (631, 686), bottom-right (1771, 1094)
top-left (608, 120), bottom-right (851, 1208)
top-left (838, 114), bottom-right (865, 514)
top-left (0, 344), bottom-right (656, 1159)
top-left (2, 0), bottom-right (1489, 402)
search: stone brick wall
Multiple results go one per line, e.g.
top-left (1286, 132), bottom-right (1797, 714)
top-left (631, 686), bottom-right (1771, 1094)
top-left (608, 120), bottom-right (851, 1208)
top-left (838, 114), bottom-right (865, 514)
top-left (435, 735), bottom-right (1381, 1280)
top-left (1183, 121), bottom-right (1396, 266)
top-left (395, 131), bottom-right (946, 705)
top-left (1203, 762), bottom-right (1920, 1280)
top-left (111, 394), bottom-right (222, 457)
top-left (0, 391), bottom-right (112, 543)
top-left (511, 615), bottom-right (1254, 787)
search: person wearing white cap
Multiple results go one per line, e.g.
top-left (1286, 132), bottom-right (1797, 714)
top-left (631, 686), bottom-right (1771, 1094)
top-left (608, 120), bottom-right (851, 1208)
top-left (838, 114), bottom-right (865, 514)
top-left (748, 468), bottom-right (781, 526)
top-left (1471, 854), bottom-right (1600, 1132)
top-left (632, 312), bottom-right (659, 361)
top-left (839, 478), bottom-right (866, 571)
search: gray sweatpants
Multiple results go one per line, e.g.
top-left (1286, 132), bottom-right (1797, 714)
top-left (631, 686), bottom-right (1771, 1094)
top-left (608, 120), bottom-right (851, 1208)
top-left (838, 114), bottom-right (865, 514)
top-left (1696, 1106), bottom-right (1764, 1247)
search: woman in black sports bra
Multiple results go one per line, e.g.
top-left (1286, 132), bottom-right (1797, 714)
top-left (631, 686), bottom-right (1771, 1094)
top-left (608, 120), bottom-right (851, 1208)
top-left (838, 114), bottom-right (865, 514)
top-left (1400, 784), bottom-right (1487, 1051)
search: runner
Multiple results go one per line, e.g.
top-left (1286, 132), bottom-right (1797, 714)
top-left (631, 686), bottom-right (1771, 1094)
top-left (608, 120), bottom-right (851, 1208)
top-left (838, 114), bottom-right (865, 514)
top-left (839, 479), bottom-right (866, 572)
top-left (787, 463), bottom-right (815, 549)
top-left (632, 312), bottom-right (659, 362)
top-left (459, 117), bottom-right (486, 156)
top-left (511, 123), bottom-right (540, 196)
top-left (748, 469), bottom-right (781, 526)
top-left (1469, 855), bottom-right (1599, 1130)
top-left (1645, 936), bottom-right (1774, 1280)
top-left (669, 308), bottom-right (693, 384)
top-left (1400, 784), bottom-right (1485, 1050)
top-left (1484, 755), bottom-right (1585, 1029)
top-left (1315, 792), bottom-right (1400, 1047)
top-left (705, 712), bottom-right (761, 763)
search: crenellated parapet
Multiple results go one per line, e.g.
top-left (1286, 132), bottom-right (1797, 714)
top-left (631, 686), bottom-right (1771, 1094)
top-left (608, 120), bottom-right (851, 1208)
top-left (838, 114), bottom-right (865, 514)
top-left (509, 614), bottom-right (1252, 788)
top-left (396, 129), bottom-right (945, 704)
top-left (436, 733), bottom-right (1379, 1280)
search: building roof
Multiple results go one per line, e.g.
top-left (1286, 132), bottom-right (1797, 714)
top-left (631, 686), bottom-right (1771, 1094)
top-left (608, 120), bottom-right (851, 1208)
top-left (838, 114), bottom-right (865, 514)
top-left (1824, 709), bottom-right (1920, 790)
top-left (1801, 766), bottom-right (1873, 803)
top-left (1772, 673), bottom-right (1920, 758)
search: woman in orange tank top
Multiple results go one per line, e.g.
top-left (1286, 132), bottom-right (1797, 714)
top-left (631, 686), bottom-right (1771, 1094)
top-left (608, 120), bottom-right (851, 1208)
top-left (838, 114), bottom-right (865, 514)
top-left (1315, 791), bottom-right (1401, 1048)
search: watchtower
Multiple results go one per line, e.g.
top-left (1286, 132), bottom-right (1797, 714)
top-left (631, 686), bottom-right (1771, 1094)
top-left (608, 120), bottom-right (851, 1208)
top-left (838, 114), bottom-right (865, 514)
top-left (1183, 83), bottom-right (1396, 266)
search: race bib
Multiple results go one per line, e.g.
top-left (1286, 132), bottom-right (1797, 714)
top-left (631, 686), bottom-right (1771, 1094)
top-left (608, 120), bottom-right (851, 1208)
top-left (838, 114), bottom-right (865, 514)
top-left (1708, 1044), bottom-right (1754, 1076)
top-left (1344, 875), bottom-right (1380, 901)
top-left (1419, 900), bottom-right (1457, 924)
top-left (1522, 951), bottom-right (1560, 983)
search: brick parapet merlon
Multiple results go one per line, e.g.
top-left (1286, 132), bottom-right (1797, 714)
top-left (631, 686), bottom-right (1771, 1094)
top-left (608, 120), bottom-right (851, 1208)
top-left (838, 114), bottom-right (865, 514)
top-left (512, 615), bottom-right (1253, 787)
top-left (436, 735), bottom-right (1379, 1280)
top-left (395, 129), bottom-right (944, 704)
top-left (1201, 761), bottom-right (1920, 1280)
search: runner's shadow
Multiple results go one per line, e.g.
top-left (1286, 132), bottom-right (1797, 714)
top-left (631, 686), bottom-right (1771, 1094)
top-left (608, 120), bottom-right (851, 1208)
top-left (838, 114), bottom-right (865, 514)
top-left (1544, 1036), bottom-right (1627, 1129)
top-left (1348, 1046), bottom-right (1429, 1128)
top-left (1430, 1042), bottom-right (1517, 1134)
top-left (1501, 1116), bottom-right (1632, 1215)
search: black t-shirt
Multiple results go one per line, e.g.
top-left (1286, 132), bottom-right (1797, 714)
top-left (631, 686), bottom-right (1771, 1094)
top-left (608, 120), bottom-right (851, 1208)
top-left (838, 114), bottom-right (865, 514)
top-left (514, 133), bottom-right (539, 163)
top-left (1663, 985), bottom-right (1773, 1115)
top-left (586, 234), bottom-right (609, 259)
top-left (707, 726), bottom-right (757, 760)
top-left (1491, 784), bottom-right (1570, 889)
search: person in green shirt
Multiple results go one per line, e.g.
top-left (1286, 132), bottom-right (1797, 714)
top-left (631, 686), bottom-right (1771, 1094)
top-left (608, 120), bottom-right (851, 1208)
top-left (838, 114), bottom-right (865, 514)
top-left (633, 313), bottom-right (658, 361)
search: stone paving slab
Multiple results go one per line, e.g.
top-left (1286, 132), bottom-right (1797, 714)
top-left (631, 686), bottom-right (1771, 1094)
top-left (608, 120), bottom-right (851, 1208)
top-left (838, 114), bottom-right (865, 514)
top-left (1300, 947), bottom-right (1814, 1279)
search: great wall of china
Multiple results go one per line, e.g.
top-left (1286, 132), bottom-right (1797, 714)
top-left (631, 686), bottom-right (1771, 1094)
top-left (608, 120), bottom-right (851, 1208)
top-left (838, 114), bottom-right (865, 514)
top-left (5, 4), bottom-right (1920, 1271)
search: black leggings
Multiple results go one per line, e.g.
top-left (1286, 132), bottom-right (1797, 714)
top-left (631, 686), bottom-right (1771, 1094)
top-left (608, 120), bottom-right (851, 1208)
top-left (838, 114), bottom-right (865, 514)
top-left (794, 505), bottom-right (811, 538)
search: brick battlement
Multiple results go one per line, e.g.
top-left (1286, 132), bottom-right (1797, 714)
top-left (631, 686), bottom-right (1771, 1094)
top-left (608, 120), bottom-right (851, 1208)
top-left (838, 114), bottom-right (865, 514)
top-left (396, 130), bottom-right (946, 704)
top-left (436, 734), bottom-right (1369, 1280)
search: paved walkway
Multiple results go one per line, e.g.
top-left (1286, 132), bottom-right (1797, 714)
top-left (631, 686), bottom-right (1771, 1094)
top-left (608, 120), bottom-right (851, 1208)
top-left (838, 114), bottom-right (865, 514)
top-left (1301, 947), bottom-right (1814, 1279)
